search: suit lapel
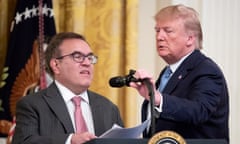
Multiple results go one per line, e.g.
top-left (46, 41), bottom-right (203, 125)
top-left (43, 83), bottom-right (74, 133)
top-left (164, 67), bottom-right (188, 93)
top-left (88, 91), bottom-right (105, 136)
top-left (163, 50), bottom-right (206, 93)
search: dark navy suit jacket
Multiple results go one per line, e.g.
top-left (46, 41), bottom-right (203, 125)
top-left (142, 50), bottom-right (229, 142)
top-left (12, 83), bottom-right (123, 144)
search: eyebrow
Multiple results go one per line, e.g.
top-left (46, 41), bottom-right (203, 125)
top-left (72, 51), bottom-right (94, 56)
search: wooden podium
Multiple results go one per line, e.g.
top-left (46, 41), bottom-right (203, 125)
top-left (85, 138), bottom-right (148, 144)
top-left (85, 138), bottom-right (228, 144)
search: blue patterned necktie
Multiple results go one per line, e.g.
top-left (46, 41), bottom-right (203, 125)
top-left (158, 66), bottom-right (172, 92)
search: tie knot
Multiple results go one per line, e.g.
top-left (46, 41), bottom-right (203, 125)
top-left (72, 96), bottom-right (82, 106)
top-left (164, 67), bottom-right (172, 77)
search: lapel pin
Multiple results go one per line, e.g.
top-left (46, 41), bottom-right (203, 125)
top-left (178, 75), bottom-right (182, 79)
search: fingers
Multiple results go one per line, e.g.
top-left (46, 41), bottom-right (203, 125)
top-left (130, 69), bottom-right (161, 103)
top-left (129, 81), bottom-right (142, 88)
top-left (71, 132), bottom-right (97, 144)
top-left (129, 70), bottom-right (151, 87)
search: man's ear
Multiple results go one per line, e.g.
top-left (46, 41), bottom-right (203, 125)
top-left (186, 35), bottom-right (195, 47)
top-left (50, 59), bottom-right (60, 74)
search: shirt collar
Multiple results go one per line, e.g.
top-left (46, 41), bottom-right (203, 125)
top-left (169, 51), bottom-right (194, 73)
top-left (55, 80), bottom-right (89, 104)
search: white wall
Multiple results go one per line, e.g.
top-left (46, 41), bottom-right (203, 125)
top-left (138, 0), bottom-right (240, 143)
top-left (137, 0), bottom-right (156, 124)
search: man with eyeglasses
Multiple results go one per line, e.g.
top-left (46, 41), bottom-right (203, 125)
top-left (12, 32), bottom-right (124, 144)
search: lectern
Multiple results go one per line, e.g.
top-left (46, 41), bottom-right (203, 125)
top-left (85, 138), bottom-right (148, 144)
top-left (84, 138), bottom-right (228, 144)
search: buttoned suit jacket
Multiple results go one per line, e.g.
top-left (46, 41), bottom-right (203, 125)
top-left (12, 82), bottom-right (123, 144)
top-left (142, 50), bottom-right (229, 142)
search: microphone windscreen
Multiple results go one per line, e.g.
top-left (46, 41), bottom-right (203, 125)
top-left (109, 76), bottom-right (126, 87)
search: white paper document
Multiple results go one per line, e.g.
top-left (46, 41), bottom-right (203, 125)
top-left (99, 119), bottom-right (150, 138)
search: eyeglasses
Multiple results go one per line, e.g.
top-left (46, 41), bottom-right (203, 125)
top-left (55, 51), bottom-right (98, 64)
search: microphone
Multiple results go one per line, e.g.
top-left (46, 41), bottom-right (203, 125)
top-left (109, 70), bottom-right (141, 87)
top-left (109, 69), bottom-right (156, 135)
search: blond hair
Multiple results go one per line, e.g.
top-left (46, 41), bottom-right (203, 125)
top-left (155, 4), bottom-right (203, 49)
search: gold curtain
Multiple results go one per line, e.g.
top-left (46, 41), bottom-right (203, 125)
top-left (53, 0), bottom-right (139, 127)
top-left (0, 0), bottom-right (139, 129)
top-left (0, 0), bottom-right (17, 76)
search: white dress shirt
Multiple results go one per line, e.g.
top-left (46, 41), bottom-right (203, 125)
top-left (55, 80), bottom-right (95, 144)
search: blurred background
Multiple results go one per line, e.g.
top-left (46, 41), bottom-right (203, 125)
top-left (0, 0), bottom-right (239, 143)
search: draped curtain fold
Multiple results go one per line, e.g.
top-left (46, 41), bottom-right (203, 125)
top-left (0, 0), bottom-right (139, 128)
top-left (0, 0), bottom-right (17, 76)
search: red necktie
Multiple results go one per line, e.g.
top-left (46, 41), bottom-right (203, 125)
top-left (72, 96), bottom-right (88, 133)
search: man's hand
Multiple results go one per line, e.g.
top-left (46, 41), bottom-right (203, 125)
top-left (129, 69), bottom-right (161, 106)
top-left (71, 132), bottom-right (97, 144)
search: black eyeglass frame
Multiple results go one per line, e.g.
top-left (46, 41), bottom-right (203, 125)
top-left (55, 51), bottom-right (98, 64)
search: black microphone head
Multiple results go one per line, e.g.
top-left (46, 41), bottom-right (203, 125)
top-left (109, 76), bottom-right (126, 87)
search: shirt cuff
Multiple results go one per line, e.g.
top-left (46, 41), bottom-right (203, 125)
top-left (65, 133), bottom-right (73, 144)
top-left (155, 94), bottom-right (163, 113)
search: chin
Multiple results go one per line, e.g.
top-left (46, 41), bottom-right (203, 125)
top-left (81, 82), bottom-right (91, 87)
top-left (158, 52), bottom-right (169, 58)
